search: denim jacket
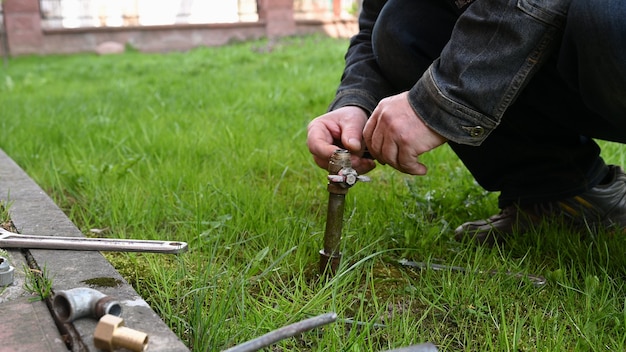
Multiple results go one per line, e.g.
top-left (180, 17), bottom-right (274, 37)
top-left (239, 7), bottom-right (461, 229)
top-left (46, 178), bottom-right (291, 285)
top-left (328, 0), bottom-right (571, 146)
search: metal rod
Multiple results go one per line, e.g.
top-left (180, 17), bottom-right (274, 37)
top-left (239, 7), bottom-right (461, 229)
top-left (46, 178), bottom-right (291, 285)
top-left (0, 228), bottom-right (187, 254)
top-left (222, 312), bottom-right (337, 352)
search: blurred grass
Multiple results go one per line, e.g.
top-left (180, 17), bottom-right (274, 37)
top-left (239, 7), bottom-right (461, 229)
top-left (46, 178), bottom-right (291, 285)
top-left (1, 35), bottom-right (626, 351)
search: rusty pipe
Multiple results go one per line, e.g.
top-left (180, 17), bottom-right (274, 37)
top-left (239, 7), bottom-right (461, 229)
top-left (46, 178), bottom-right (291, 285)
top-left (320, 192), bottom-right (346, 273)
top-left (319, 150), bottom-right (350, 274)
top-left (319, 149), bottom-right (369, 275)
top-left (223, 312), bottom-right (337, 352)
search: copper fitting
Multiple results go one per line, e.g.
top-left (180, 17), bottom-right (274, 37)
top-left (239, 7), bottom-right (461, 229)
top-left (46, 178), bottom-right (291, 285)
top-left (94, 314), bottom-right (149, 352)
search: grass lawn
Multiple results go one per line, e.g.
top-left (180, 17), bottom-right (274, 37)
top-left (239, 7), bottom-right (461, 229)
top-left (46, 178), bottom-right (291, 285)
top-left (1, 35), bottom-right (626, 351)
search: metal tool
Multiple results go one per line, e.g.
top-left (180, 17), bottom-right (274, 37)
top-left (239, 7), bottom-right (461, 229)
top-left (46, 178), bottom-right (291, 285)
top-left (398, 259), bottom-right (546, 287)
top-left (222, 311), bottom-right (438, 352)
top-left (223, 312), bottom-right (337, 352)
top-left (383, 343), bottom-right (438, 352)
top-left (319, 149), bottom-right (370, 275)
top-left (0, 228), bottom-right (187, 254)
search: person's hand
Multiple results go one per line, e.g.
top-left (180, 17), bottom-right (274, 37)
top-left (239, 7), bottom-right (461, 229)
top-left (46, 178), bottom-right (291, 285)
top-left (363, 92), bottom-right (447, 175)
top-left (307, 106), bottom-right (376, 175)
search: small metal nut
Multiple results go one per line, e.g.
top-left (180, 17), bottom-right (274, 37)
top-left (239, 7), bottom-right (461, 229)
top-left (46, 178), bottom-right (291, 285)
top-left (0, 256), bottom-right (15, 287)
top-left (344, 173), bottom-right (357, 186)
top-left (94, 314), bottom-right (148, 352)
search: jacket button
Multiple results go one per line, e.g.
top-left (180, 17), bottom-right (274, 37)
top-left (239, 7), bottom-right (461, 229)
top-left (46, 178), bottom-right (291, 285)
top-left (464, 126), bottom-right (484, 137)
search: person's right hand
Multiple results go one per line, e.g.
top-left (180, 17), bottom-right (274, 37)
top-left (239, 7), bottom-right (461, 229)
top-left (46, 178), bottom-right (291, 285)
top-left (363, 92), bottom-right (447, 175)
top-left (306, 106), bottom-right (376, 175)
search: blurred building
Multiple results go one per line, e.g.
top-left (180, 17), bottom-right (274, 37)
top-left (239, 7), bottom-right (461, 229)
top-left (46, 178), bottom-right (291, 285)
top-left (0, 0), bottom-right (360, 56)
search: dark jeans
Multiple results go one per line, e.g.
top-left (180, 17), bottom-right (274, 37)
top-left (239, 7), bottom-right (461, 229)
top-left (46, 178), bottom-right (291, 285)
top-left (372, 0), bottom-right (626, 207)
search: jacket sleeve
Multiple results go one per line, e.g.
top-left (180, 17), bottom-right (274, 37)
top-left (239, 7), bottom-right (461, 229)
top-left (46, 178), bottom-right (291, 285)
top-left (409, 0), bottom-right (572, 145)
top-left (327, 0), bottom-right (396, 114)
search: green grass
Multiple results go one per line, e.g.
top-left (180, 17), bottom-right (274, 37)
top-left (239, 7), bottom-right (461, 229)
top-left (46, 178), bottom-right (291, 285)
top-left (1, 35), bottom-right (626, 351)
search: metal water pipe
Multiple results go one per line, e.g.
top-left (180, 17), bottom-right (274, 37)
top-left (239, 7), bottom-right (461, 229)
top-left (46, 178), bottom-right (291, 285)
top-left (319, 149), bottom-right (369, 275)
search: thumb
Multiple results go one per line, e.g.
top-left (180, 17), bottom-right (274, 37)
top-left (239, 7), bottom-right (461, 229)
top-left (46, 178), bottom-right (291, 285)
top-left (343, 136), bottom-right (362, 152)
top-left (339, 109), bottom-right (368, 153)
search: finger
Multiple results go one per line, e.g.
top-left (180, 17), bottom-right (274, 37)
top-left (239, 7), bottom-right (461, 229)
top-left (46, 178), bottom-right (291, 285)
top-left (379, 133), bottom-right (397, 167)
top-left (312, 154), bottom-right (331, 170)
top-left (365, 115), bottom-right (389, 165)
top-left (311, 143), bottom-right (376, 173)
top-left (307, 123), bottom-right (339, 161)
top-left (341, 122), bottom-right (365, 153)
top-left (396, 149), bottom-right (427, 175)
top-left (397, 161), bottom-right (427, 175)
top-left (362, 111), bottom-right (377, 151)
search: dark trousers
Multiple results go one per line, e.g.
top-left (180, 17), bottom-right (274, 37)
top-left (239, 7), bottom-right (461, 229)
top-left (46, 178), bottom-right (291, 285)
top-left (372, 0), bottom-right (626, 207)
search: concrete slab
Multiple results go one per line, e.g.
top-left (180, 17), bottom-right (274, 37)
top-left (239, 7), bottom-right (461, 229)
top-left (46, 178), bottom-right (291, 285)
top-left (0, 149), bottom-right (189, 352)
top-left (0, 297), bottom-right (68, 352)
top-left (1, 247), bottom-right (68, 352)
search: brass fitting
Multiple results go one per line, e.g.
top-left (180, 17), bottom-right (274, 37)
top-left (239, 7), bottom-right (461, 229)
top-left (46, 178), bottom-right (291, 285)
top-left (94, 314), bottom-right (149, 352)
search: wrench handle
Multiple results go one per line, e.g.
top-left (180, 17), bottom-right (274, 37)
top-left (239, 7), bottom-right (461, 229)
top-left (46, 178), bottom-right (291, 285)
top-left (0, 232), bottom-right (187, 254)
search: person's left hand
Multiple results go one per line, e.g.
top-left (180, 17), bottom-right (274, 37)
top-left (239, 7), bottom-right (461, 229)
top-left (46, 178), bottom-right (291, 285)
top-left (363, 92), bottom-right (447, 175)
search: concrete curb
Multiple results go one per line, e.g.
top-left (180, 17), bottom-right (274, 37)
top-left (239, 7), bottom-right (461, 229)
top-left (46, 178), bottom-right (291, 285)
top-left (0, 149), bottom-right (189, 352)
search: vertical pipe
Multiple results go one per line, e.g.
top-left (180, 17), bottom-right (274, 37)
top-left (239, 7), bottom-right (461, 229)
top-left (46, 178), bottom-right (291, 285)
top-left (319, 150), bottom-right (351, 274)
top-left (320, 192), bottom-right (345, 273)
top-left (323, 193), bottom-right (345, 255)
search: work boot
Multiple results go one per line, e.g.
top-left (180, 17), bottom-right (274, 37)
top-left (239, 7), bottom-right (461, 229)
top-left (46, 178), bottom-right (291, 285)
top-left (455, 165), bottom-right (626, 245)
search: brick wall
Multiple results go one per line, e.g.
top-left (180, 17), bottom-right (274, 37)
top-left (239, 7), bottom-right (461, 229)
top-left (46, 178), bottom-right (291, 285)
top-left (1, 4), bottom-right (7, 58)
top-left (1, 0), bottom-right (357, 56)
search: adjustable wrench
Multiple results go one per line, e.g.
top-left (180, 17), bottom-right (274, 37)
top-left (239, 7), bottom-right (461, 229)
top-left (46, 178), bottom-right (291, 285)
top-left (0, 227), bottom-right (187, 254)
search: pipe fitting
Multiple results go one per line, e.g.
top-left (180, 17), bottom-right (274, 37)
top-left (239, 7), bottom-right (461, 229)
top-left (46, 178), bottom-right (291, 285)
top-left (53, 287), bottom-right (122, 323)
top-left (94, 314), bottom-right (149, 352)
top-left (0, 256), bottom-right (15, 286)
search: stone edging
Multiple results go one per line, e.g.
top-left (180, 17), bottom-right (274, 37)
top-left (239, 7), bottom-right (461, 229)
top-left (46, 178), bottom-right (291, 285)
top-left (0, 148), bottom-right (189, 351)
